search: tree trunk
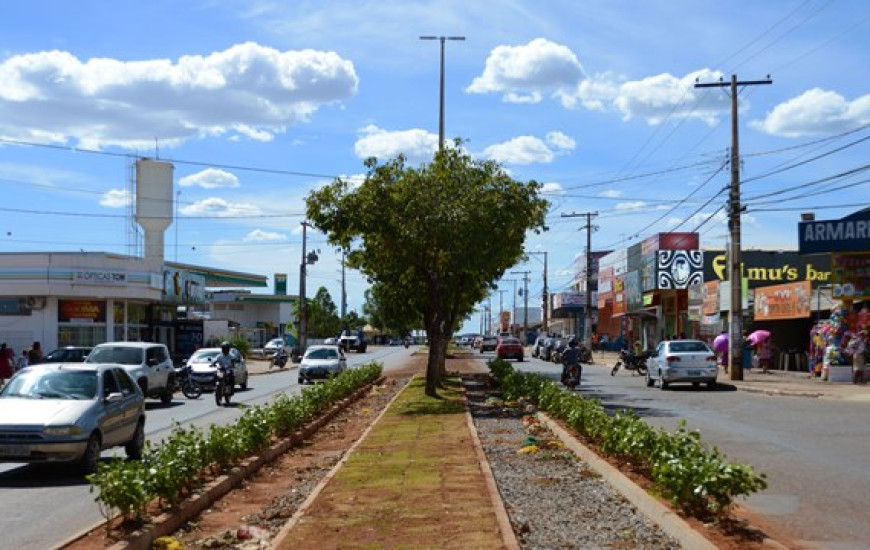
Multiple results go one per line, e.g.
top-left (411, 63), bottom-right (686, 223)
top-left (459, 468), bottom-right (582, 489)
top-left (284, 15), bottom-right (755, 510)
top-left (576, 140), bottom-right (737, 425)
top-left (425, 334), bottom-right (443, 397)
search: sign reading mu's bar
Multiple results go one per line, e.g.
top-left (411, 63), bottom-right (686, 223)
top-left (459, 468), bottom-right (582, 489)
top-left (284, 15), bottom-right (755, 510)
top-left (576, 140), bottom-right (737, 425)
top-left (753, 281), bottom-right (812, 321)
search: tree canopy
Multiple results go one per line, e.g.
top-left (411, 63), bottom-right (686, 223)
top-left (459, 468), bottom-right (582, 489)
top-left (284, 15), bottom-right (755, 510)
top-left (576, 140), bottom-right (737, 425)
top-left (306, 144), bottom-right (548, 395)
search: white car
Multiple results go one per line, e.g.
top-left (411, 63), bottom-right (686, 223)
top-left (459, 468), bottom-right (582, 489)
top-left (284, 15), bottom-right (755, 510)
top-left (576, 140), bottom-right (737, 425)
top-left (298, 345), bottom-right (347, 384)
top-left (263, 338), bottom-right (285, 356)
top-left (646, 339), bottom-right (719, 390)
top-left (185, 348), bottom-right (249, 391)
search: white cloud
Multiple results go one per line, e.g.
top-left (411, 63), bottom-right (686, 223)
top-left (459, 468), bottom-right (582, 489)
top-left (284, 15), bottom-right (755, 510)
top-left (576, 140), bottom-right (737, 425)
top-left (353, 125), bottom-right (438, 165)
top-left (484, 136), bottom-right (554, 165)
top-left (99, 188), bottom-right (132, 208)
top-left (540, 182), bottom-right (564, 195)
top-left (599, 189), bottom-right (622, 198)
top-left (545, 131), bottom-right (575, 150)
top-left (243, 229), bottom-right (287, 242)
top-left (467, 38), bottom-right (585, 106)
top-left (179, 168), bottom-right (241, 189)
top-left (751, 88), bottom-right (870, 137)
top-left (615, 201), bottom-right (646, 211)
top-left (180, 197), bottom-right (261, 217)
top-left (0, 42), bottom-right (358, 149)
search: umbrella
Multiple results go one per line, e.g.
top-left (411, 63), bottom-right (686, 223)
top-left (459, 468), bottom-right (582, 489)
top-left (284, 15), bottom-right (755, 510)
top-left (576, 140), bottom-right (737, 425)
top-left (748, 330), bottom-right (771, 345)
top-left (712, 333), bottom-right (729, 354)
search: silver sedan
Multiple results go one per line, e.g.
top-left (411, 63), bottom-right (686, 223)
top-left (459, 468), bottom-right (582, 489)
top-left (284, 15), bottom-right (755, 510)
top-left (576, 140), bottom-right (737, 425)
top-left (645, 339), bottom-right (719, 390)
top-left (0, 364), bottom-right (146, 474)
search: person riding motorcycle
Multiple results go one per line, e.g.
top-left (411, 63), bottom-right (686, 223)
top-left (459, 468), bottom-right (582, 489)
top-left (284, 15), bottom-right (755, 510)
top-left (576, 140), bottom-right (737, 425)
top-left (213, 341), bottom-right (237, 392)
top-left (561, 339), bottom-right (581, 384)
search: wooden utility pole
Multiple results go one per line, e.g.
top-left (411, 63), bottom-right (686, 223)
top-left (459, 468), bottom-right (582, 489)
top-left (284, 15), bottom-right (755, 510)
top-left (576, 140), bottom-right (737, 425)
top-left (511, 270), bottom-right (531, 341)
top-left (562, 211), bottom-right (598, 348)
top-left (528, 251), bottom-right (549, 334)
top-left (695, 74), bottom-right (771, 381)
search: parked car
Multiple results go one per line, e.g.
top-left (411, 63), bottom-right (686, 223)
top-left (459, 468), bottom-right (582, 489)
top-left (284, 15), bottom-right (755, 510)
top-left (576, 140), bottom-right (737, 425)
top-left (85, 342), bottom-right (175, 404)
top-left (299, 345), bottom-right (347, 384)
top-left (339, 330), bottom-right (368, 353)
top-left (184, 347), bottom-right (249, 391)
top-left (531, 337), bottom-right (547, 358)
top-left (472, 336), bottom-right (483, 349)
top-left (496, 337), bottom-right (525, 362)
top-left (42, 346), bottom-right (93, 363)
top-left (324, 337), bottom-right (339, 345)
top-left (646, 339), bottom-right (718, 390)
top-left (388, 338), bottom-right (403, 346)
top-left (540, 337), bottom-right (556, 361)
top-left (479, 336), bottom-right (498, 353)
top-left (0, 363), bottom-right (146, 474)
top-left (263, 338), bottom-right (285, 356)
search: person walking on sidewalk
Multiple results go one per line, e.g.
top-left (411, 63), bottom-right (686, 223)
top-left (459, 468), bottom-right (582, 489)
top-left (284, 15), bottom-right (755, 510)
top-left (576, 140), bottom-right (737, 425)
top-left (756, 337), bottom-right (773, 374)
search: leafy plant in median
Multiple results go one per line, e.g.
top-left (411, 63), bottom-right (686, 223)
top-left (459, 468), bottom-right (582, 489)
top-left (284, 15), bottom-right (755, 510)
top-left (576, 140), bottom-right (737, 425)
top-left (487, 358), bottom-right (767, 519)
top-left (88, 363), bottom-right (383, 523)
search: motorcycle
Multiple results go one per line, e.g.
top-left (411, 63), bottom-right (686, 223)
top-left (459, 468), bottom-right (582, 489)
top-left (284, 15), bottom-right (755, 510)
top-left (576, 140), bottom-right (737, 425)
top-left (562, 364), bottom-right (581, 391)
top-left (270, 348), bottom-right (290, 369)
top-left (611, 349), bottom-right (652, 376)
top-left (213, 364), bottom-right (235, 406)
top-left (173, 364), bottom-right (202, 399)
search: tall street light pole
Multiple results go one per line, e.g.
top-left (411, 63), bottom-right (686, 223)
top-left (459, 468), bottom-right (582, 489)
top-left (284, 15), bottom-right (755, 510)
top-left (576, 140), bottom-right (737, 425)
top-left (419, 35), bottom-right (465, 151)
top-left (528, 251), bottom-right (548, 334)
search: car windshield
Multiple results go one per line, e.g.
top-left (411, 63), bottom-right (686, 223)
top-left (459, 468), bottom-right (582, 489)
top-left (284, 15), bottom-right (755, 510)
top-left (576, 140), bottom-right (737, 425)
top-left (306, 348), bottom-right (339, 360)
top-left (501, 338), bottom-right (520, 345)
top-left (190, 350), bottom-right (221, 363)
top-left (669, 342), bottom-right (710, 353)
top-left (1, 369), bottom-right (97, 400)
top-left (86, 346), bottom-right (144, 365)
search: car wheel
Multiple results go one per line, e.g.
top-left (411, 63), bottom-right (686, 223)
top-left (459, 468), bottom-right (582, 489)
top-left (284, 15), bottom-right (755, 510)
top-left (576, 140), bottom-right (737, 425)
top-left (298, 377), bottom-right (305, 385)
top-left (707, 380), bottom-right (718, 390)
top-left (240, 374), bottom-right (248, 390)
top-left (125, 420), bottom-right (145, 460)
top-left (161, 377), bottom-right (174, 405)
top-left (659, 373), bottom-right (669, 390)
top-left (692, 382), bottom-right (700, 388)
top-left (79, 434), bottom-right (101, 475)
top-left (517, 355), bottom-right (524, 362)
top-left (645, 371), bottom-right (654, 387)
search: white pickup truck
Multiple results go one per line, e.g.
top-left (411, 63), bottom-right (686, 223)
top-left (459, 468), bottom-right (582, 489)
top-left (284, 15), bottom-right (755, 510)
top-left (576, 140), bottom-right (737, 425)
top-left (339, 332), bottom-right (367, 353)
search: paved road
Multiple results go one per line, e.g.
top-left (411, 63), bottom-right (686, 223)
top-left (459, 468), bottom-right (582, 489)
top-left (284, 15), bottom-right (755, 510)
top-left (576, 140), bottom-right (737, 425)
top-left (0, 346), bottom-right (413, 550)
top-left (494, 349), bottom-right (870, 550)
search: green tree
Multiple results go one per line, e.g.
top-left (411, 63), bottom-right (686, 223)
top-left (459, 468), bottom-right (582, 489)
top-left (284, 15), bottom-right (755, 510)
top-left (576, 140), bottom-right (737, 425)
top-left (306, 144), bottom-right (548, 395)
top-left (306, 286), bottom-right (342, 337)
top-left (363, 283), bottom-right (421, 338)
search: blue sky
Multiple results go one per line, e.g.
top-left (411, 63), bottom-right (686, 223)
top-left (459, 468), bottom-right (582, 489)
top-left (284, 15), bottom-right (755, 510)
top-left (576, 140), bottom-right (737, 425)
top-left (1, 1), bottom-right (868, 334)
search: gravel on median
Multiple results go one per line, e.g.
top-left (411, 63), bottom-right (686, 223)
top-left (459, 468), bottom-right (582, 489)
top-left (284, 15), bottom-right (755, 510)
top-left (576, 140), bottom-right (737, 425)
top-left (465, 376), bottom-right (681, 550)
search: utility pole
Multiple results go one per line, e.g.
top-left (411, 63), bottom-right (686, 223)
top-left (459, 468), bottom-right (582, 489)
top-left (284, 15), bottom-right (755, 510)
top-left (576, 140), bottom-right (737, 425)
top-left (419, 35), bottom-right (465, 151)
top-left (487, 293), bottom-right (492, 334)
top-left (695, 74), bottom-right (772, 381)
top-left (497, 289), bottom-right (507, 332)
top-left (340, 249), bottom-right (347, 320)
top-left (561, 212), bottom-right (598, 348)
top-left (528, 251), bottom-right (548, 334)
top-left (298, 221), bottom-right (319, 353)
top-left (512, 270), bottom-right (531, 341)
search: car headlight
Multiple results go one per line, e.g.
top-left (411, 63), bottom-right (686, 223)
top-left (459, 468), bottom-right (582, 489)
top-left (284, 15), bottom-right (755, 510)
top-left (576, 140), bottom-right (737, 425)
top-left (43, 425), bottom-right (84, 437)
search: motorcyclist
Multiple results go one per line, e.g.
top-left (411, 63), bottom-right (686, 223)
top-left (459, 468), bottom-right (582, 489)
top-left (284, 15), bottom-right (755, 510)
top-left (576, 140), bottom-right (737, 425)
top-left (213, 341), bottom-right (237, 391)
top-left (561, 339), bottom-right (581, 384)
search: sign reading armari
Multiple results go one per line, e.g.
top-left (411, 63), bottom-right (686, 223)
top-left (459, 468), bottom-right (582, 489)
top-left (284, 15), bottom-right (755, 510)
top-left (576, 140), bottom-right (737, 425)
top-left (799, 207), bottom-right (870, 254)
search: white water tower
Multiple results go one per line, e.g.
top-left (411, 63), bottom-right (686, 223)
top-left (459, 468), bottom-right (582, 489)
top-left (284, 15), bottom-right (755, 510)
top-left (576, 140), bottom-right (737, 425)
top-left (135, 159), bottom-right (174, 268)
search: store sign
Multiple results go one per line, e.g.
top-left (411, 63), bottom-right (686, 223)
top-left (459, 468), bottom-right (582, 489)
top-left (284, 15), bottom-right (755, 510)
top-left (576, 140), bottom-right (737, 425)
top-left (754, 281), bottom-right (812, 321)
top-left (553, 292), bottom-right (596, 308)
top-left (163, 268), bottom-right (206, 304)
top-left (832, 253), bottom-right (870, 299)
top-left (73, 270), bottom-right (126, 285)
top-left (798, 208), bottom-right (870, 254)
top-left (704, 250), bottom-right (831, 287)
top-left (59, 299), bottom-right (106, 323)
top-left (702, 281), bottom-right (720, 315)
top-left (656, 250), bottom-right (703, 289)
top-left (625, 271), bottom-right (643, 313)
top-left (274, 273), bottom-right (287, 295)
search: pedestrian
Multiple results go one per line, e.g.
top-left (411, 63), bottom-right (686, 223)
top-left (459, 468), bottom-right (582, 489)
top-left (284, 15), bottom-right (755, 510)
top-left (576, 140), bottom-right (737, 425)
top-left (756, 337), bottom-right (772, 374)
top-left (15, 349), bottom-right (29, 372)
top-left (849, 330), bottom-right (867, 384)
top-left (0, 343), bottom-right (13, 385)
top-left (28, 341), bottom-right (43, 365)
top-left (742, 330), bottom-right (753, 371)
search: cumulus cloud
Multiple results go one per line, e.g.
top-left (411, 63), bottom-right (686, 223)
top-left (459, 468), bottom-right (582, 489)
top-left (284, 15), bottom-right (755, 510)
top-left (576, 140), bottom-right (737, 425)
top-left (545, 131), bottom-right (575, 150)
top-left (0, 42), bottom-right (358, 149)
top-left (467, 39), bottom-right (730, 125)
top-left (467, 38), bottom-right (585, 106)
top-left (100, 188), bottom-right (132, 208)
top-left (180, 197), bottom-right (261, 217)
top-left (751, 88), bottom-right (870, 137)
top-left (540, 182), bottom-right (564, 195)
top-left (599, 189), bottom-right (622, 198)
top-left (179, 168), bottom-right (241, 189)
top-left (615, 201), bottom-right (646, 211)
top-left (353, 125), bottom-right (438, 165)
top-left (243, 229), bottom-right (287, 242)
top-left (484, 136), bottom-right (555, 164)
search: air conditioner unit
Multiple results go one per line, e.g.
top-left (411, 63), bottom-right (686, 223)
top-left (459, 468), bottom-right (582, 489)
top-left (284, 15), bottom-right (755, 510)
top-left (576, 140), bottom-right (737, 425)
top-left (26, 296), bottom-right (46, 310)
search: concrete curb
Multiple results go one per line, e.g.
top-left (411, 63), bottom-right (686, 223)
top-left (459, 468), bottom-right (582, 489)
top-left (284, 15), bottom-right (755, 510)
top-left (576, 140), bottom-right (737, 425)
top-left (57, 376), bottom-right (385, 550)
top-left (536, 412), bottom-right (719, 550)
top-left (465, 410), bottom-right (521, 550)
top-left (267, 375), bottom-right (414, 549)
